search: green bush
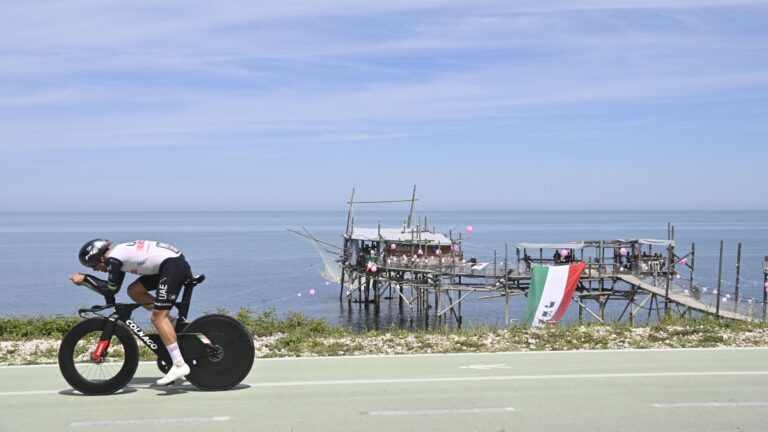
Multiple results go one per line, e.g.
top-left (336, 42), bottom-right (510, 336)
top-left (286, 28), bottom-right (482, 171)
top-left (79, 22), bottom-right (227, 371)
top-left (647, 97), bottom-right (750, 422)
top-left (0, 316), bottom-right (80, 340)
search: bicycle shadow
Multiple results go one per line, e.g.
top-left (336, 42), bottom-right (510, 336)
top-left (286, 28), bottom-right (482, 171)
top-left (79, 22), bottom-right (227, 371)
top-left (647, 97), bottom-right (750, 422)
top-left (133, 376), bottom-right (251, 396)
top-left (58, 379), bottom-right (250, 397)
top-left (59, 387), bottom-right (138, 397)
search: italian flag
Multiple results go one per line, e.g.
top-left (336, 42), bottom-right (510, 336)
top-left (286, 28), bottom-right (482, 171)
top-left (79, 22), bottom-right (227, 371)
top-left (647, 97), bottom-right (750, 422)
top-left (524, 262), bottom-right (586, 327)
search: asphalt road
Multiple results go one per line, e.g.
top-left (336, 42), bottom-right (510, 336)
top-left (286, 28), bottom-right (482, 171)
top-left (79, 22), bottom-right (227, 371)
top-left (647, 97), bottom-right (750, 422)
top-left (2, 348), bottom-right (767, 432)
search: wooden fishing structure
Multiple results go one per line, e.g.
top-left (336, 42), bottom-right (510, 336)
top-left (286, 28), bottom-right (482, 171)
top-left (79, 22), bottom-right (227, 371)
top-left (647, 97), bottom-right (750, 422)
top-left (293, 187), bottom-right (768, 327)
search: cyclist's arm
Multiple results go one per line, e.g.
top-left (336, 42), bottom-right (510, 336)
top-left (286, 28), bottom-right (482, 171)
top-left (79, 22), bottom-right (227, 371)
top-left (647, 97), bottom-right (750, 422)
top-left (79, 258), bottom-right (125, 292)
top-left (79, 273), bottom-right (117, 305)
top-left (106, 257), bottom-right (126, 293)
top-left (78, 258), bottom-right (125, 303)
top-left (81, 274), bottom-right (108, 291)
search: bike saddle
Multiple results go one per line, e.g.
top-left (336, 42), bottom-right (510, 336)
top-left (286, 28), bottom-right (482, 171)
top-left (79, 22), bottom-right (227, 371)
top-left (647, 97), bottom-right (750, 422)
top-left (185, 274), bottom-right (205, 286)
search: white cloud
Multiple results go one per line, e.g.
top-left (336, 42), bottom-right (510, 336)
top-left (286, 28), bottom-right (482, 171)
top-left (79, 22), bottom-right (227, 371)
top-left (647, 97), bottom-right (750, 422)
top-left (0, 0), bottom-right (767, 155)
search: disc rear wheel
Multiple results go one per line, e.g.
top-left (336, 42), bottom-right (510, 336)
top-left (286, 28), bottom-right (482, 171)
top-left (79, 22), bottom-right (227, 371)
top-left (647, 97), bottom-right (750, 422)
top-left (179, 314), bottom-right (255, 391)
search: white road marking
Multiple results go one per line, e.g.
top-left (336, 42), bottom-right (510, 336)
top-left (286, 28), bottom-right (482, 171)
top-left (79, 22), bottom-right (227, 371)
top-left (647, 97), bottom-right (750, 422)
top-left (248, 370), bottom-right (768, 388)
top-left (459, 364), bottom-right (511, 370)
top-left (365, 407), bottom-right (515, 416)
top-left (0, 390), bottom-right (61, 396)
top-left (2, 370), bottom-right (767, 397)
top-left (68, 416), bottom-right (230, 426)
top-left (653, 402), bottom-right (768, 409)
top-left (4, 347), bottom-right (767, 370)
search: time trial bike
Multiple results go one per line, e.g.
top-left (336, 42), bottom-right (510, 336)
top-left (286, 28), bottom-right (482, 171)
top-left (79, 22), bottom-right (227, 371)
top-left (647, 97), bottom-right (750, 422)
top-left (58, 274), bottom-right (255, 395)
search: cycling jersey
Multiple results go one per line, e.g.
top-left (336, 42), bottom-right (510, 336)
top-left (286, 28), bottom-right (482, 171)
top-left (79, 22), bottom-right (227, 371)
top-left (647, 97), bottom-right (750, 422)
top-left (106, 241), bottom-right (181, 292)
top-left (110, 240), bottom-right (181, 275)
top-left (82, 240), bottom-right (192, 310)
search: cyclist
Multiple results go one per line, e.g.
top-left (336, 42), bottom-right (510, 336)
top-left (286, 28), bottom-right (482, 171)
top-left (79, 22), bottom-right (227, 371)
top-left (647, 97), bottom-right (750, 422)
top-left (69, 239), bottom-right (193, 385)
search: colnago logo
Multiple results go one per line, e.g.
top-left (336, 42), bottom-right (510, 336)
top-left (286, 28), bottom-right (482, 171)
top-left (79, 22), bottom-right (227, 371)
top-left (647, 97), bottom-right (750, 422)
top-left (125, 320), bottom-right (158, 350)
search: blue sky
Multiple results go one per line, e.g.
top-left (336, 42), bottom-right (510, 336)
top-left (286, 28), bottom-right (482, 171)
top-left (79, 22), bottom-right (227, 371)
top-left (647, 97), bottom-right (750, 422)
top-left (1, 0), bottom-right (767, 211)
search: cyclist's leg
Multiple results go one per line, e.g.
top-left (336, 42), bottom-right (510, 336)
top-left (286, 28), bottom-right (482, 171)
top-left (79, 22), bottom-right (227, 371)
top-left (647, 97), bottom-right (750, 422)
top-left (152, 309), bottom-right (177, 345)
top-left (152, 256), bottom-right (191, 312)
top-left (154, 256), bottom-right (193, 385)
top-left (127, 276), bottom-right (157, 311)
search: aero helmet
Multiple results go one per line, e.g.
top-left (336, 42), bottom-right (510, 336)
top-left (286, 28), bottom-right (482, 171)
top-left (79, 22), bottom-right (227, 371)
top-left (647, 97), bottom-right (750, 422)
top-left (79, 239), bottom-right (112, 268)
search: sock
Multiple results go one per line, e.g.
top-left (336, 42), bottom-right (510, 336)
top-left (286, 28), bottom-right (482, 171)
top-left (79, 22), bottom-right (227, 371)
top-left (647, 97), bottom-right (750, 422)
top-left (166, 342), bottom-right (184, 366)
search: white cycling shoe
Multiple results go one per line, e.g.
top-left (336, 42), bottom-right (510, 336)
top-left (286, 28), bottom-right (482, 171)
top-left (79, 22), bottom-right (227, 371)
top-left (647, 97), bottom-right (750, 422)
top-left (157, 363), bottom-right (190, 385)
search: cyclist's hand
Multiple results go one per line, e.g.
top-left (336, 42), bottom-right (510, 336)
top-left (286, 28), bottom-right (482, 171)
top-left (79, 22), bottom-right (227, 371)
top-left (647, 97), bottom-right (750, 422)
top-left (69, 273), bottom-right (85, 285)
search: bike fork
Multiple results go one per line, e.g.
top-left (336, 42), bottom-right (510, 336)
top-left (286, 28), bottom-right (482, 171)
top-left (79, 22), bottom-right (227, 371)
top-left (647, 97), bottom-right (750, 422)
top-left (92, 319), bottom-right (117, 363)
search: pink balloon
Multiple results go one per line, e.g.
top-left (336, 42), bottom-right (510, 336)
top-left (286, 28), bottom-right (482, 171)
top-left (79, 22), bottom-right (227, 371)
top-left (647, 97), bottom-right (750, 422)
top-left (370, 264), bottom-right (377, 272)
top-left (560, 249), bottom-right (569, 257)
top-left (466, 226), bottom-right (473, 233)
top-left (309, 289), bottom-right (316, 296)
top-left (390, 243), bottom-right (397, 251)
top-left (435, 249), bottom-right (442, 256)
top-left (765, 282), bottom-right (768, 293)
top-left (678, 258), bottom-right (688, 265)
top-left (417, 249), bottom-right (423, 255)
top-left (452, 244), bottom-right (460, 252)
top-left (619, 247), bottom-right (627, 256)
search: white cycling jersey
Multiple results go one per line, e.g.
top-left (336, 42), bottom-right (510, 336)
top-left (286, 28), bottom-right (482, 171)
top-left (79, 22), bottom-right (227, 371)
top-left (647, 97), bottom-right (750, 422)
top-left (108, 240), bottom-right (181, 275)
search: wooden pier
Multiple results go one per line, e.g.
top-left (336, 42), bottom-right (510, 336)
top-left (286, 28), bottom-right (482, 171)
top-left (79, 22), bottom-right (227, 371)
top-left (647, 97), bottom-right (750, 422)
top-left (295, 187), bottom-right (768, 328)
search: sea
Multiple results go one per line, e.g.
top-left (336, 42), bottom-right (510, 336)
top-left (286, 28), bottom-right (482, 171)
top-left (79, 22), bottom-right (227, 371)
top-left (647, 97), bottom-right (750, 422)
top-left (1, 211), bottom-right (766, 330)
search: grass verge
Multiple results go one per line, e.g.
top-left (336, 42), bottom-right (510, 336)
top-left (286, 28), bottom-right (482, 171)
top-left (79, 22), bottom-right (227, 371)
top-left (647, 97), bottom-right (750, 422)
top-left (2, 309), bottom-right (767, 365)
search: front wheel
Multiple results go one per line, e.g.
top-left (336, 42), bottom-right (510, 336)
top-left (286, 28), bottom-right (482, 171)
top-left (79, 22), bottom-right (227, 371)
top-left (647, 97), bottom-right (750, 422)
top-left (179, 314), bottom-right (255, 391)
top-left (58, 318), bottom-right (139, 395)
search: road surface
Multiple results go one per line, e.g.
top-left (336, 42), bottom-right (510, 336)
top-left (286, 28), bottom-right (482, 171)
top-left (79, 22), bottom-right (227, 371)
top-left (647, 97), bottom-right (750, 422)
top-left (1, 348), bottom-right (767, 431)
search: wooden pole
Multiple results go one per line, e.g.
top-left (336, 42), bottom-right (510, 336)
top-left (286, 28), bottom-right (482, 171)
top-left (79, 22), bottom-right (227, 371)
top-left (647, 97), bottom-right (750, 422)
top-left (664, 242), bottom-right (672, 316)
top-left (365, 276), bottom-right (371, 306)
top-left (436, 254), bottom-right (442, 325)
top-left (715, 240), bottom-right (724, 319)
top-left (493, 249), bottom-right (497, 280)
top-left (349, 274), bottom-right (354, 308)
top-left (762, 256), bottom-right (767, 321)
top-left (345, 188), bottom-right (355, 236)
top-left (734, 242), bottom-right (742, 313)
top-left (599, 241), bottom-right (605, 294)
top-left (690, 243), bottom-right (696, 292)
top-left (407, 185), bottom-right (416, 228)
top-left (504, 242), bottom-right (509, 327)
top-left (458, 232), bottom-right (463, 285)
top-left (458, 290), bottom-right (463, 327)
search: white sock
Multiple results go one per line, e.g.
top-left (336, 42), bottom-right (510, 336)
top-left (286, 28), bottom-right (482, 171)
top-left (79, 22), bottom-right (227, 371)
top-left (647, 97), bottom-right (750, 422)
top-left (166, 342), bottom-right (185, 366)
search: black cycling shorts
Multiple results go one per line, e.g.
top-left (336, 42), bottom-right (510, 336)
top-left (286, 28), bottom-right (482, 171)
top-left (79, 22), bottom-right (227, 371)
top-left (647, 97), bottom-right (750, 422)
top-left (135, 255), bottom-right (193, 311)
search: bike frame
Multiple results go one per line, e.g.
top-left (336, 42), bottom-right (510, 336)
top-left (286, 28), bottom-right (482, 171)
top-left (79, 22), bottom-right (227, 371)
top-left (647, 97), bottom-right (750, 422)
top-left (83, 276), bottom-right (217, 364)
